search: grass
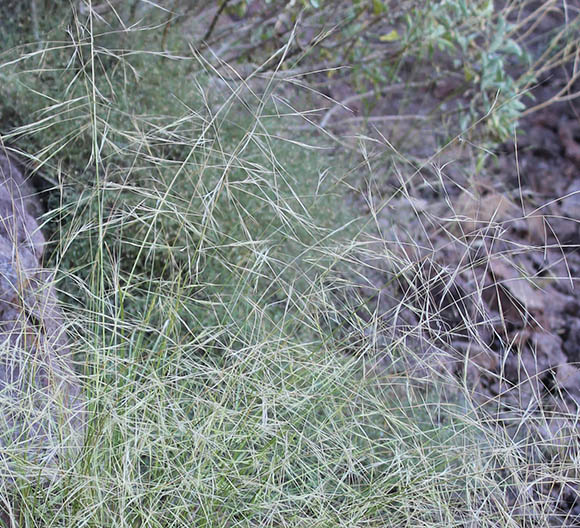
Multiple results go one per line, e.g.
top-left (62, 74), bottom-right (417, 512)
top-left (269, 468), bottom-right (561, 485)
top-left (0, 3), bottom-right (578, 526)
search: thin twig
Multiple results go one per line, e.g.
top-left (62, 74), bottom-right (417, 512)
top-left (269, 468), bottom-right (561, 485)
top-left (289, 113), bottom-right (428, 132)
top-left (161, 0), bottom-right (179, 50)
top-left (320, 83), bottom-right (429, 128)
top-left (30, 0), bottom-right (40, 44)
top-left (202, 0), bottom-right (232, 43)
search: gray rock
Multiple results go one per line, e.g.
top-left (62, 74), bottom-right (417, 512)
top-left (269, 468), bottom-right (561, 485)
top-left (0, 150), bottom-right (83, 482)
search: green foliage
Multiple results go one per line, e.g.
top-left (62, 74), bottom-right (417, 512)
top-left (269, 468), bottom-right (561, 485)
top-left (203, 0), bottom-right (556, 141)
top-left (406, 1), bottom-right (531, 138)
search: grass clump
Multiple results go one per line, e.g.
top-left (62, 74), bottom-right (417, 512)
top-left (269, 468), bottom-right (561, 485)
top-left (0, 3), bottom-right (577, 527)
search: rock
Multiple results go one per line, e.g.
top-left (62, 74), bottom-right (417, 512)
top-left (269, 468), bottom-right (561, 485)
top-left (0, 153), bottom-right (46, 258)
top-left (0, 237), bottom-right (37, 303)
top-left (0, 150), bottom-right (84, 481)
top-left (0, 199), bottom-right (45, 258)
top-left (0, 154), bottom-right (39, 213)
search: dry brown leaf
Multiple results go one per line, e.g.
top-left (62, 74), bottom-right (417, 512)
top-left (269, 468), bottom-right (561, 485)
top-left (489, 257), bottom-right (545, 314)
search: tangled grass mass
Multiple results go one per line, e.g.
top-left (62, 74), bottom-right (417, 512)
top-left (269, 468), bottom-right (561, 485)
top-left (0, 1), bottom-right (579, 526)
